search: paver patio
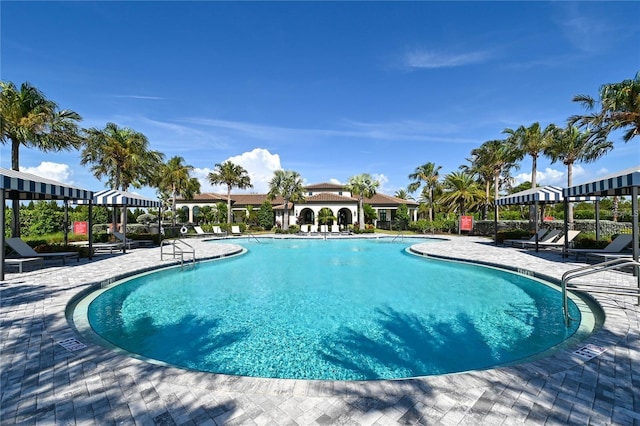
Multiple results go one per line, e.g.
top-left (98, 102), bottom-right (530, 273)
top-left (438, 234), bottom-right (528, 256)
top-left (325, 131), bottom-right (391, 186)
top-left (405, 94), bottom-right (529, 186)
top-left (1, 235), bottom-right (638, 425)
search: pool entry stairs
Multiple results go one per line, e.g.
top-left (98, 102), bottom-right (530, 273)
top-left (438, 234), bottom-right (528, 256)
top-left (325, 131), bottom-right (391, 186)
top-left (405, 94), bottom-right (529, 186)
top-left (161, 238), bottom-right (196, 268)
top-left (562, 258), bottom-right (640, 325)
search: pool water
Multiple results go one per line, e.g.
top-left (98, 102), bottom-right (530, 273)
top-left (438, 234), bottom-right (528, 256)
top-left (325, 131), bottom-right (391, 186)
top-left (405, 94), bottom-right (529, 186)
top-left (86, 238), bottom-right (583, 380)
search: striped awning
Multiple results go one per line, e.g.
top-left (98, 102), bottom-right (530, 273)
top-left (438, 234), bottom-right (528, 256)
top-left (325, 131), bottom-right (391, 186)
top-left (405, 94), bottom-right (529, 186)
top-left (563, 166), bottom-right (640, 197)
top-left (496, 185), bottom-right (598, 206)
top-left (1, 167), bottom-right (93, 201)
top-left (77, 189), bottom-right (160, 207)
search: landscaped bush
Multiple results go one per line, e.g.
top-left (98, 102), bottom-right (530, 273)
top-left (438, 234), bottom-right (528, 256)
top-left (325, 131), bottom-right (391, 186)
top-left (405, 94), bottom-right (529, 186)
top-left (496, 229), bottom-right (531, 244)
top-left (573, 235), bottom-right (613, 249)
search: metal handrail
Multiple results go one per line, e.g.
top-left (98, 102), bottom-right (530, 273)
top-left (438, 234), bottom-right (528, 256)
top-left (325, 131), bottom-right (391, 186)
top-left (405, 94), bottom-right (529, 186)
top-left (562, 258), bottom-right (640, 326)
top-left (160, 238), bottom-right (196, 268)
top-left (391, 232), bottom-right (404, 243)
top-left (246, 232), bottom-right (261, 243)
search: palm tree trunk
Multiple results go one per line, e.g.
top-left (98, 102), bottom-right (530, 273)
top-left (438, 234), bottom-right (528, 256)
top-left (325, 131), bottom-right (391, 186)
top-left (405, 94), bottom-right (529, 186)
top-left (429, 188), bottom-right (434, 222)
top-left (171, 185), bottom-right (177, 226)
top-left (283, 199), bottom-right (289, 230)
top-left (359, 198), bottom-right (365, 230)
top-left (11, 139), bottom-right (21, 237)
top-left (493, 172), bottom-right (500, 221)
top-left (227, 186), bottom-right (232, 224)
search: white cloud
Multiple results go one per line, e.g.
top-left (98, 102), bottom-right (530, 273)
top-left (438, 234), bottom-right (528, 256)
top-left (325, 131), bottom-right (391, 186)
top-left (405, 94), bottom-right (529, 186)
top-left (403, 49), bottom-right (492, 69)
top-left (21, 162), bottom-right (74, 185)
top-left (192, 148), bottom-right (282, 194)
top-left (512, 165), bottom-right (586, 186)
top-left (329, 178), bottom-right (342, 185)
top-left (372, 173), bottom-right (390, 194)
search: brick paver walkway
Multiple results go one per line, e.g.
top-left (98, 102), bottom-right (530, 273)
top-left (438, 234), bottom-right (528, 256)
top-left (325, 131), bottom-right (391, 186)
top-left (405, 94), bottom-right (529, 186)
top-left (1, 235), bottom-right (638, 425)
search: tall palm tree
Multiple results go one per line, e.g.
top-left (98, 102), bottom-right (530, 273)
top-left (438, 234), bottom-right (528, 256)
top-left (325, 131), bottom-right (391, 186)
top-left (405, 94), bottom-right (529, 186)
top-left (503, 122), bottom-right (557, 188)
top-left (570, 72), bottom-right (640, 143)
top-left (81, 122), bottom-right (163, 191)
top-left (394, 189), bottom-right (413, 200)
top-left (158, 156), bottom-right (201, 225)
top-left (439, 171), bottom-right (484, 216)
top-left (207, 161), bottom-right (252, 224)
top-left (408, 162), bottom-right (441, 221)
top-left (267, 169), bottom-right (305, 230)
top-left (346, 173), bottom-right (379, 230)
top-left (469, 139), bottom-right (519, 220)
top-left (544, 125), bottom-right (614, 226)
top-left (1, 81), bottom-right (83, 236)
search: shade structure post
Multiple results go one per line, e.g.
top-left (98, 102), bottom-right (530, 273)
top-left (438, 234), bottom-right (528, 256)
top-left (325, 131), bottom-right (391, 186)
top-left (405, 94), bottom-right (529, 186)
top-left (534, 202), bottom-right (540, 252)
top-left (1, 190), bottom-right (5, 281)
top-left (88, 202), bottom-right (93, 260)
top-left (63, 199), bottom-right (69, 246)
top-left (494, 204), bottom-right (498, 246)
top-left (563, 198), bottom-right (569, 258)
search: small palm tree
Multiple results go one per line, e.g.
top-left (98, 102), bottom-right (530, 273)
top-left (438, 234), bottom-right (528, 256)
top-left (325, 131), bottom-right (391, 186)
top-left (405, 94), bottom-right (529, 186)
top-left (570, 72), bottom-right (640, 143)
top-left (544, 125), bottom-right (614, 226)
top-left (207, 161), bottom-right (252, 224)
top-left (158, 156), bottom-right (200, 225)
top-left (408, 162), bottom-right (442, 221)
top-left (1, 81), bottom-right (84, 236)
top-left (439, 171), bottom-right (484, 216)
top-left (503, 122), bottom-right (556, 189)
top-left (267, 170), bottom-right (305, 231)
top-left (318, 207), bottom-right (336, 225)
top-left (346, 173), bottom-right (379, 230)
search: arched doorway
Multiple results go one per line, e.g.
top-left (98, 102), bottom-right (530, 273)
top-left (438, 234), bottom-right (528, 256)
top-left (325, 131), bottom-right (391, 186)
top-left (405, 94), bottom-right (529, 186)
top-left (300, 208), bottom-right (315, 224)
top-left (338, 208), bottom-right (353, 226)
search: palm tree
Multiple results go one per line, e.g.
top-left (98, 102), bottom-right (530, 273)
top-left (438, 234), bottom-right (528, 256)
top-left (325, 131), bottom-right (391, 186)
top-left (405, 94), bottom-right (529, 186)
top-left (158, 156), bottom-right (201, 225)
top-left (394, 189), bottom-right (412, 200)
top-left (1, 81), bottom-right (84, 236)
top-left (207, 161), bottom-right (252, 224)
top-left (267, 170), bottom-right (305, 231)
top-left (544, 125), bottom-right (614, 226)
top-left (439, 171), bottom-right (484, 216)
top-left (503, 122), bottom-right (556, 188)
top-left (346, 173), bottom-right (379, 230)
top-left (81, 122), bottom-right (163, 191)
top-left (469, 139), bottom-right (519, 220)
top-left (570, 72), bottom-right (640, 143)
top-left (408, 162), bottom-right (441, 221)
top-left (318, 207), bottom-right (336, 225)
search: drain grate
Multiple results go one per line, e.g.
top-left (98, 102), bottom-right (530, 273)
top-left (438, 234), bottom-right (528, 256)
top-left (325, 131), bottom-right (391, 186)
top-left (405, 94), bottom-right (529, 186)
top-left (573, 344), bottom-right (605, 360)
top-left (57, 337), bottom-right (86, 352)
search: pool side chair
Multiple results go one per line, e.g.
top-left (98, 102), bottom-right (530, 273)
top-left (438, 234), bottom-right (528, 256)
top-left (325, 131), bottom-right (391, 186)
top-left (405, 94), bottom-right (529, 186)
top-left (525, 230), bottom-right (581, 250)
top-left (309, 225), bottom-right (318, 234)
top-left (320, 225), bottom-right (329, 233)
top-left (112, 231), bottom-right (155, 248)
top-left (511, 229), bottom-right (561, 249)
top-left (194, 226), bottom-right (215, 237)
top-left (231, 225), bottom-right (242, 235)
top-left (212, 226), bottom-right (227, 236)
top-left (568, 234), bottom-right (633, 261)
top-left (299, 224), bottom-right (309, 234)
top-left (503, 229), bottom-right (548, 247)
top-left (5, 237), bottom-right (79, 265)
top-left (331, 224), bottom-right (340, 234)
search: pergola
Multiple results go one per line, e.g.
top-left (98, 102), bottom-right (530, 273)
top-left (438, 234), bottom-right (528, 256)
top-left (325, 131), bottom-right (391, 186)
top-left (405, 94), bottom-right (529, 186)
top-left (76, 189), bottom-right (160, 253)
top-left (563, 166), bottom-right (639, 261)
top-left (496, 185), bottom-right (598, 251)
top-left (1, 168), bottom-right (94, 280)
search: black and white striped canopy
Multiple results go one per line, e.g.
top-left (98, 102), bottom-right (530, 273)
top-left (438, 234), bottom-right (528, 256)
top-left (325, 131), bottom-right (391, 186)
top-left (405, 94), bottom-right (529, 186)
top-left (77, 189), bottom-right (160, 207)
top-left (496, 185), bottom-right (597, 206)
top-left (1, 167), bottom-right (93, 201)
top-left (563, 166), bottom-right (640, 197)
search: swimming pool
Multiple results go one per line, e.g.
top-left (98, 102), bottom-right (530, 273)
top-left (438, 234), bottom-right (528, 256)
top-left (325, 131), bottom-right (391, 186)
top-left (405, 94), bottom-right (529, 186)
top-left (78, 238), bottom-right (593, 380)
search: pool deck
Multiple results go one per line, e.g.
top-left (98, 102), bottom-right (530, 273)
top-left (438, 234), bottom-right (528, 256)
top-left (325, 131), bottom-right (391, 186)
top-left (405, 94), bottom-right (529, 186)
top-left (1, 235), bottom-right (638, 425)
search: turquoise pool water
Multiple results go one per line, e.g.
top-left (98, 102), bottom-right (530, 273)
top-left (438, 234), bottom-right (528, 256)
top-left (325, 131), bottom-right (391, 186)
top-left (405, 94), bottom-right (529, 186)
top-left (86, 238), bottom-right (583, 380)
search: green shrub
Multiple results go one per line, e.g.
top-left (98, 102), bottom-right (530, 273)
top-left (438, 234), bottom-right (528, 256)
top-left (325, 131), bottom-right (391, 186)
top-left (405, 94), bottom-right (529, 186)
top-left (496, 229), bottom-right (531, 243)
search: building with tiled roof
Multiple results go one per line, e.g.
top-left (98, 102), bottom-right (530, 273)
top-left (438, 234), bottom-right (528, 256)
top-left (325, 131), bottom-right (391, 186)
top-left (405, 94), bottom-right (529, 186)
top-left (176, 183), bottom-right (418, 228)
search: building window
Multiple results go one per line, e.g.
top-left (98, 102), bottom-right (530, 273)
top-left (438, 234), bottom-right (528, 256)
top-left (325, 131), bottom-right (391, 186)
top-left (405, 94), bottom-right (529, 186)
top-left (379, 210), bottom-right (387, 221)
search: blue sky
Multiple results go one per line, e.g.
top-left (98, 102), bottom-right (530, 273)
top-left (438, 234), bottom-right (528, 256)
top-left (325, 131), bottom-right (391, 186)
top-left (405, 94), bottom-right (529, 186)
top-left (1, 1), bottom-right (639, 200)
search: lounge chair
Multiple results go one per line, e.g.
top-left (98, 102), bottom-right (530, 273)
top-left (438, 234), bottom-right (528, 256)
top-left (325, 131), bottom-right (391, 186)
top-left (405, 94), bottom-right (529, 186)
top-left (193, 226), bottom-right (215, 237)
top-left (503, 229), bottom-right (548, 247)
top-left (4, 257), bottom-right (44, 273)
top-left (320, 225), bottom-right (329, 233)
top-left (331, 225), bottom-right (340, 234)
top-left (231, 225), bottom-right (242, 235)
top-left (568, 234), bottom-right (633, 261)
top-left (523, 230), bottom-right (581, 250)
top-left (112, 231), bottom-right (154, 248)
top-left (212, 226), bottom-right (227, 236)
top-left (5, 237), bottom-right (79, 265)
top-left (299, 225), bottom-right (309, 234)
top-left (510, 229), bottom-right (561, 249)
top-left (309, 225), bottom-right (318, 234)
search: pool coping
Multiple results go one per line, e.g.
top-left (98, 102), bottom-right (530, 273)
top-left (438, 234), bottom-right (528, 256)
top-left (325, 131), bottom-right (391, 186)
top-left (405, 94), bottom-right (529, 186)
top-left (2, 235), bottom-right (638, 425)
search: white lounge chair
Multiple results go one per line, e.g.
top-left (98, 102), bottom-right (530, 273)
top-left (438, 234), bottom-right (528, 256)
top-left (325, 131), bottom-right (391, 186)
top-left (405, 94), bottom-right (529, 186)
top-left (320, 225), bottom-right (328, 233)
top-left (309, 225), bottom-right (318, 233)
top-left (212, 226), bottom-right (227, 236)
top-left (568, 234), bottom-right (633, 261)
top-left (503, 229), bottom-right (548, 247)
top-left (231, 225), bottom-right (242, 235)
top-left (510, 229), bottom-right (561, 249)
top-left (194, 226), bottom-right (215, 237)
top-left (299, 225), bottom-right (309, 234)
top-left (331, 225), bottom-right (340, 233)
top-left (5, 237), bottom-right (79, 265)
top-left (523, 230), bottom-right (581, 250)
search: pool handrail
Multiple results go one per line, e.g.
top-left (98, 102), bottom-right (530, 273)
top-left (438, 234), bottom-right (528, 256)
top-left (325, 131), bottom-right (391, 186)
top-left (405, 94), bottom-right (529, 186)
top-left (161, 238), bottom-right (196, 268)
top-left (561, 258), bottom-right (640, 326)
